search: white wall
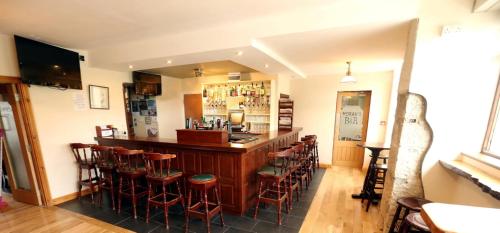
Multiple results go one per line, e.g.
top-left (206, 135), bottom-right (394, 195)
top-left (156, 76), bottom-right (185, 139)
top-left (290, 71), bottom-right (394, 165)
top-left (410, 0), bottom-right (500, 207)
top-left (0, 33), bottom-right (132, 199)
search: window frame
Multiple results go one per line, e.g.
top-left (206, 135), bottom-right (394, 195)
top-left (482, 75), bottom-right (500, 159)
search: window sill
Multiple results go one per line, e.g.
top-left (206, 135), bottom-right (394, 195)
top-left (440, 154), bottom-right (500, 201)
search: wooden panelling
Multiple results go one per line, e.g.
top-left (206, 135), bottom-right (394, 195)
top-left (97, 128), bottom-right (300, 214)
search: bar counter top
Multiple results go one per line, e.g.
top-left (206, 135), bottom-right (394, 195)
top-left (95, 127), bottom-right (302, 153)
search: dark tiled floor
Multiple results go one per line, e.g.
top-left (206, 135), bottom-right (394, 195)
top-left (58, 169), bottom-right (325, 233)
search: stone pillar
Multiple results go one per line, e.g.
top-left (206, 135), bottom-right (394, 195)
top-left (378, 92), bottom-right (433, 232)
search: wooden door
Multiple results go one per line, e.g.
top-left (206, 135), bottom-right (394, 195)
top-left (0, 83), bottom-right (40, 205)
top-left (332, 91), bottom-right (371, 168)
top-left (184, 94), bottom-right (202, 122)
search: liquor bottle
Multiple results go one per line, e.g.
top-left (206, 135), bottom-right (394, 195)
top-left (241, 85), bottom-right (246, 96)
top-left (237, 84), bottom-right (241, 96)
top-left (246, 84), bottom-right (251, 96)
top-left (260, 82), bottom-right (265, 96)
top-left (251, 83), bottom-right (256, 96)
top-left (203, 86), bottom-right (207, 98)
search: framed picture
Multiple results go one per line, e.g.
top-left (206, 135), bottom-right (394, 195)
top-left (89, 85), bottom-right (109, 109)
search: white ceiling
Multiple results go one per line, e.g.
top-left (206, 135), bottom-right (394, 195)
top-left (0, 0), bottom-right (334, 49)
top-left (0, 0), bottom-right (418, 77)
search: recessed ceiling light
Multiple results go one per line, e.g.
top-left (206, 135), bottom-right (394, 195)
top-left (265, 64), bottom-right (269, 68)
top-left (236, 51), bottom-right (243, 56)
top-left (128, 65), bottom-right (134, 69)
top-left (167, 60), bottom-right (172, 64)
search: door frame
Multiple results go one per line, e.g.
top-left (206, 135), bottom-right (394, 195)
top-left (332, 90), bottom-right (372, 167)
top-left (0, 75), bottom-right (51, 206)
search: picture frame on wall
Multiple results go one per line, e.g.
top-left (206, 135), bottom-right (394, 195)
top-left (89, 85), bottom-right (110, 109)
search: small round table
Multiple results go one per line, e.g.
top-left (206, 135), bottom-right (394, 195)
top-left (351, 142), bottom-right (390, 199)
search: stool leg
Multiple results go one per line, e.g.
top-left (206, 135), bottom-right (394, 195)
top-left (99, 170), bottom-right (104, 207)
top-left (109, 173), bottom-right (115, 211)
top-left (185, 187), bottom-right (192, 233)
top-left (78, 167), bottom-right (83, 199)
top-left (288, 174), bottom-right (293, 210)
top-left (389, 205), bottom-right (403, 233)
top-left (117, 176), bottom-right (123, 214)
top-left (203, 189), bottom-right (211, 233)
top-left (146, 182), bottom-right (152, 223)
top-left (87, 168), bottom-right (94, 204)
top-left (277, 180), bottom-right (282, 225)
top-left (131, 178), bottom-right (137, 219)
top-left (214, 184), bottom-right (224, 226)
top-left (162, 183), bottom-right (169, 230)
top-left (254, 179), bottom-right (263, 219)
top-left (176, 180), bottom-right (185, 213)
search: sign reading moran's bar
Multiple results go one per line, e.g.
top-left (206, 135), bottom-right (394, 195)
top-left (339, 105), bottom-right (363, 141)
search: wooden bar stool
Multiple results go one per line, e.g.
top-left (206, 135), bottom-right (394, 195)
top-left (254, 148), bottom-right (293, 225)
top-left (389, 197), bottom-right (432, 233)
top-left (287, 142), bottom-right (305, 206)
top-left (362, 163), bottom-right (388, 211)
top-left (144, 152), bottom-right (185, 229)
top-left (91, 145), bottom-right (123, 210)
top-left (115, 148), bottom-right (148, 219)
top-left (291, 141), bottom-right (310, 191)
top-left (303, 135), bottom-right (319, 171)
top-left (185, 174), bottom-right (224, 233)
top-left (70, 143), bottom-right (99, 204)
top-left (398, 212), bottom-right (430, 233)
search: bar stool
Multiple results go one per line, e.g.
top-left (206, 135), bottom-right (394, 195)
top-left (279, 144), bottom-right (301, 209)
top-left (254, 148), bottom-right (293, 225)
top-left (362, 163), bottom-right (388, 211)
top-left (185, 174), bottom-right (224, 233)
top-left (91, 145), bottom-right (122, 210)
top-left (144, 152), bottom-right (185, 229)
top-left (304, 135), bottom-right (319, 171)
top-left (115, 148), bottom-right (148, 219)
top-left (291, 141), bottom-right (310, 191)
top-left (398, 212), bottom-right (430, 233)
top-left (70, 143), bottom-right (99, 204)
top-left (303, 138), bottom-right (315, 182)
top-left (389, 197), bottom-right (432, 233)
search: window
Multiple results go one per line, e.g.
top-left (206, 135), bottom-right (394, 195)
top-left (482, 76), bottom-right (500, 158)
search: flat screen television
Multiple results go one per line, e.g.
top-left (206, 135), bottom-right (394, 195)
top-left (14, 35), bottom-right (82, 89)
top-left (133, 71), bottom-right (162, 96)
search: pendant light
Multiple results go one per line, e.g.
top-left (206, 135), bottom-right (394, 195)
top-left (340, 61), bottom-right (356, 84)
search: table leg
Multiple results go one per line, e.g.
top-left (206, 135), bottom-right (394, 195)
top-left (352, 149), bottom-right (381, 199)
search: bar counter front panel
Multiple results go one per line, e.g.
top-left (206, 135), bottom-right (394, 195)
top-left (95, 128), bottom-right (301, 215)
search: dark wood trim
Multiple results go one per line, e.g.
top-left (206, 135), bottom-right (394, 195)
top-left (0, 76), bottom-right (21, 84)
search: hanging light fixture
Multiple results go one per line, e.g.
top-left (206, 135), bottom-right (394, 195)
top-left (340, 61), bottom-right (356, 84)
top-left (194, 68), bottom-right (203, 77)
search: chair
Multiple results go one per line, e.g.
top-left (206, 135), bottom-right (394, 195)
top-left (186, 173), bottom-right (224, 233)
top-left (389, 197), bottom-right (432, 233)
top-left (254, 148), bottom-right (293, 225)
top-left (70, 143), bottom-right (99, 204)
top-left (115, 148), bottom-right (148, 219)
top-left (144, 152), bottom-right (185, 229)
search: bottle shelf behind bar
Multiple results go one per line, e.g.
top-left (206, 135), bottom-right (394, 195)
top-left (202, 80), bottom-right (271, 133)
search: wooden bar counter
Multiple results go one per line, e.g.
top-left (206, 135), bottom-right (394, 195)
top-left (95, 127), bottom-right (301, 215)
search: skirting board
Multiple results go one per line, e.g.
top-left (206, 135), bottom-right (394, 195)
top-left (51, 188), bottom-right (96, 205)
top-left (319, 163), bottom-right (332, 168)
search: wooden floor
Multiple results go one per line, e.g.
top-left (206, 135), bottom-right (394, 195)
top-left (300, 166), bottom-right (381, 233)
top-left (0, 195), bottom-right (132, 233)
top-left (0, 166), bottom-right (380, 233)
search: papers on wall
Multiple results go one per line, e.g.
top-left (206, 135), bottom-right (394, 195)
top-left (72, 92), bottom-right (87, 111)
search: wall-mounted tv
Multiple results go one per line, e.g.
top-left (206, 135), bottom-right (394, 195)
top-left (14, 35), bottom-right (82, 89)
top-left (133, 71), bottom-right (162, 96)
